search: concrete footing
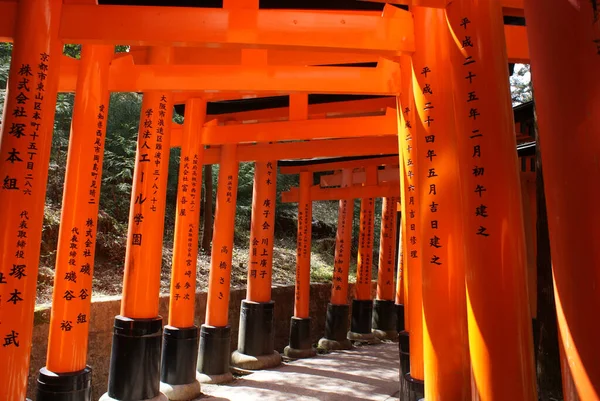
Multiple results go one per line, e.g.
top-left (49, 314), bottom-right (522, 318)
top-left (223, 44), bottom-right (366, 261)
top-left (196, 371), bottom-right (234, 385)
top-left (99, 393), bottom-right (168, 401)
top-left (317, 337), bottom-right (353, 351)
top-left (231, 350), bottom-right (282, 370)
top-left (283, 345), bottom-right (317, 359)
top-left (372, 329), bottom-right (399, 342)
top-left (347, 331), bottom-right (381, 344)
top-left (159, 372), bottom-right (202, 401)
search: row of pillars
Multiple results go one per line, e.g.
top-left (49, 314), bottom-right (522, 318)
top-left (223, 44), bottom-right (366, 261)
top-left (0, 0), bottom-right (599, 400)
top-left (0, 4), bottom-right (403, 400)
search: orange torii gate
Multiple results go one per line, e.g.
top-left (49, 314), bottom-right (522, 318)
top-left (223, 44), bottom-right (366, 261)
top-left (0, 1), bottom-right (598, 401)
top-left (280, 156), bottom-right (401, 350)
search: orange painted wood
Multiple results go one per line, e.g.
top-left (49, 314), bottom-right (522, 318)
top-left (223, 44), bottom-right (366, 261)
top-left (120, 47), bottom-right (175, 319)
top-left (281, 183), bottom-right (400, 203)
top-left (205, 144), bottom-right (239, 327)
top-left (246, 161), bottom-right (277, 303)
top-left (330, 170), bottom-right (354, 305)
top-left (524, 1), bottom-right (600, 398)
top-left (446, 1), bottom-right (537, 399)
top-left (0, 1), bottom-right (62, 398)
top-left (355, 197), bottom-right (375, 301)
top-left (168, 98), bottom-right (206, 328)
top-left (377, 197), bottom-right (398, 301)
top-left (412, 7), bottom-right (470, 399)
top-left (294, 172), bottom-right (312, 318)
top-left (46, 44), bottom-right (113, 374)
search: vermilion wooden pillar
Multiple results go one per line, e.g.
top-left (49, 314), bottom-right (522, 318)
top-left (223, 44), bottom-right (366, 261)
top-left (159, 98), bottom-right (206, 400)
top-left (284, 171), bottom-right (317, 358)
top-left (372, 196), bottom-right (399, 340)
top-left (412, 7), bottom-right (470, 400)
top-left (197, 144), bottom-right (239, 383)
top-left (446, 1), bottom-right (537, 400)
top-left (232, 160), bottom-right (282, 370)
top-left (397, 53), bottom-right (425, 399)
top-left (319, 169), bottom-right (354, 350)
top-left (394, 211), bottom-right (406, 333)
top-left (101, 47), bottom-right (175, 401)
top-left (348, 196), bottom-right (377, 342)
top-left (0, 1), bottom-right (61, 399)
top-left (523, 1), bottom-right (600, 399)
top-left (36, 44), bottom-right (113, 401)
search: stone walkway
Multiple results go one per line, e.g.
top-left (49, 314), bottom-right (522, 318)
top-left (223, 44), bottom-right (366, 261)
top-left (199, 342), bottom-right (400, 401)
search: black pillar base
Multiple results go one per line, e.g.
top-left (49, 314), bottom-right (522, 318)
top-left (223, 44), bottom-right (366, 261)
top-left (350, 299), bottom-right (373, 334)
top-left (105, 315), bottom-right (163, 401)
top-left (396, 303), bottom-right (405, 332)
top-left (324, 303), bottom-right (350, 342)
top-left (160, 325), bottom-right (199, 385)
top-left (36, 366), bottom-right (92, 401)
top-left (284, 317), bottom-right (316, 358)
top-left (398, 330), bottom-right (410, 377)
top-left (400, 373), bottom-right (425, 401)
top-left (237, 300), bottom-right (275, 356)
top-left (197, 324), bottom-right (231, 376)
top-left (372, 300), bottom-right (397, 332)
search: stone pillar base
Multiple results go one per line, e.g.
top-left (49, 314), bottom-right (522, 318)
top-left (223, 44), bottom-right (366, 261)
top-left (372, 328), bottom-right (399, 342)
top-left (283, 346), bottom-right (317, 359)
top-left (231, 350), bottom-right (281, 370)
top-left (159, 371), bottom-right (202, 401)
top-left (196, 372), bottom-right (234, 385)
top-left (317, 337), bottom-right (353, 351)
top-left (347, 330), bottom-right (381, 344)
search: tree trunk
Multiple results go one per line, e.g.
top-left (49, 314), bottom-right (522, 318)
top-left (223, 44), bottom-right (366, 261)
top-left (534, 111), bottom-right (565, 401)
top-left (201, 164), bottom-right (213, 254)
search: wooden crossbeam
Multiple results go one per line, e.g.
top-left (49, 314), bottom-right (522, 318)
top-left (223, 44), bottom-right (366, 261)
top-left (196, 137), bottom-right (398, 164)
top-left (282, 183), bottom-right (400, 202)
top-left (55, 5), bottom-right (414, 55)
top-left (279, 155), bottom-right (399, 174)
top-left (55, 56), bottom-right (401, 95)
top-left (361, 0), bottom-right (525, 17)
top-left (200, 108), bottom-right (396, 145)
top-left (320, 168), bottom-right (399, 186)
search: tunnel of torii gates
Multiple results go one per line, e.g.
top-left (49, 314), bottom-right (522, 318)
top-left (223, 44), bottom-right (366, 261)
top-left (0, 0), bottom-right (598, 401)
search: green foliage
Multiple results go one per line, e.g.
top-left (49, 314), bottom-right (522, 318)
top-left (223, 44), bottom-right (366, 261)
top-left (510, 64), bottom-right (533, 105)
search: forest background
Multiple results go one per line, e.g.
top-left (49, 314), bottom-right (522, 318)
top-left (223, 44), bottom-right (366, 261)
top-left (0, 44), bottom-right (532, 304)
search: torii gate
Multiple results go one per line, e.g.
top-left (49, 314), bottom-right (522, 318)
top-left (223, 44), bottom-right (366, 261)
top-left (0, 1), bottom-right (598, 401)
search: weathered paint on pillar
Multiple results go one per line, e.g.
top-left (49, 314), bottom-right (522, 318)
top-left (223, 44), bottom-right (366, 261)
top-left (397, 54), bottom-right (423, 379)
top-left (412, 7), bottom-right (470, 400)
top-left (446, 2), bottom-right (537, 399)
top-left (246, 160), bottom-right (277, 303)
top-left (330, 169), bottom-right (354, 305)
top-left (205, 144), bottom-right (239, 327)
top-left (120, 47), bottom-right (174, 319)
top-left (168, 98), bottom-right (206, 329)
top-left (294, 171), bottom-right (312, 319)
top-left (45, 45), bottom-right (113, 374)
top-left (523, 1), bottom-right (600, 398)
top-left (355, 197), bottom-right (375, 301)
top-left (394, 213), bottom-right (405, 306)
top-left (376, 196), bottom-right (398, 301)
top-left (0, 0), bottom-right (62, 398)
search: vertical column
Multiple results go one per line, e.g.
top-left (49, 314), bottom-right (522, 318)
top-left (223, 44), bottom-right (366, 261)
top-left (35, 44), bottom-right (113, 401)
top-left (446, 2), bottom-right (537, 400)
top-left (523, 1), bottom-right (600, 399)
top-left (348, 195), bottom-right (376, 342)
top-left (197, 144), bottom-right (238, 383)
top-left (232, 160), bottom-right (282, 370)
top-left (101, 46), bottom-right (174, 401)
top-left (159, 98), bottom-right (206, 399)
top-left (284, 171), bottom-right (317, 358)
top-left (372, 196), bottom-right (399, 340)
top-left (319, 168), bottom-right (354, 350)
top-left (395, 211), bottom-right (406, 333)
top-left (397, 53), bottom-right (425, 399)
top-left (412, 7), bottom-right (471, 400)
top-left (0, 1), bottom-right (62, 400)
